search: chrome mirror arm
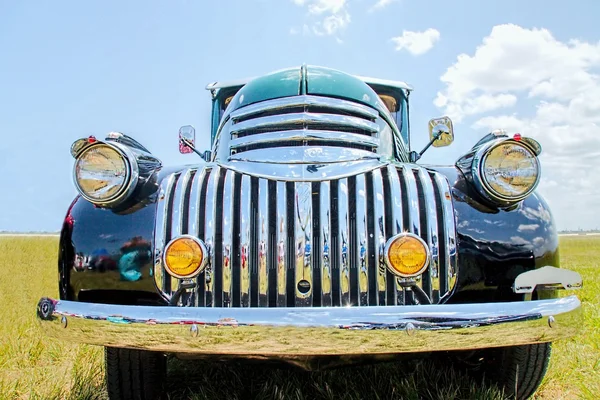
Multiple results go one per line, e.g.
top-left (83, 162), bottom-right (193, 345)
top-left (410, 129), bottom-right (444, 163)
top-left (180, 137), bottom-right (211, 161)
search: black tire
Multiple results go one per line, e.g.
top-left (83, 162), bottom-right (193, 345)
top-left (451, 343), bottom-right (552, 400)
top-left (105, 347), bottom-right (167, 400)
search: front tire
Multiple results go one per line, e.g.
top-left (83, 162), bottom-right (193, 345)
top-left (105, 347), bottom-right (167, 400)
top-left (487, 343), bottom-right (551, 399)
top-left (452, 343), bottom-right (552, 399)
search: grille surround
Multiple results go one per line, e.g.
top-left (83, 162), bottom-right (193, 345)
top-left (153, 164), bottom-right (458, 307)
top-left (213, 95), bottom-right (397, 161)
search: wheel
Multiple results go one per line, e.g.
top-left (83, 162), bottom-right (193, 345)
top-left (105, 347), bottom-right (167, 400)
top-left (450, 343), bottom-right (552, 400)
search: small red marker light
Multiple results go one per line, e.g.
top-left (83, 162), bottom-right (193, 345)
top-left (513, 133), bottom-right (522, 141)
top-left (88, 136), bottom-right (97, 143)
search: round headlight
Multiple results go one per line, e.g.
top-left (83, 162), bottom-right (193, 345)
top-left (163, 236), bottom-right (207, 279)
top-left (384, 233), bottom-right (430, 278)
top-left (478, 142), bottom-right (540, 202)
top-left (74, 144), bottom-right (133, 205)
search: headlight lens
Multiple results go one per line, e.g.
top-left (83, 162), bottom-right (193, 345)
top-left (480, 142), bottom-right (540, 200)
top-left (163, 236), bottom-right (207, 279)
top-left (384, 233), bottom-right (430, 278)
top-left (74, 144), bottom-right (130, 204)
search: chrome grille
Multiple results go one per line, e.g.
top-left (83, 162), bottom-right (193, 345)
top-left (227, 95), bottom-right (382, 154)
top-left (154, 165), bottom-right (457, 307)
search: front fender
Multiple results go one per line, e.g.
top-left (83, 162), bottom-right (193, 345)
top-left (58, 166), bottom-right (186, 305)
top-left (427, 166), bottom-right (559, 302)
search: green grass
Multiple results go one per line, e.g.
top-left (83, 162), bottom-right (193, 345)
top-left (0, 235), bottom-right (598, 399)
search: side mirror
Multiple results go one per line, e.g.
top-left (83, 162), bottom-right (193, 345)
top-left (428, 116), bottom-right (454, 148)
top-left (179, 125), bottom-right (196, 154)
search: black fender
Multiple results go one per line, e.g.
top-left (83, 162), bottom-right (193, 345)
top-left (57, 166), bottom-right (185, 306)
top-left (427, 165), bottom-right (559, 303)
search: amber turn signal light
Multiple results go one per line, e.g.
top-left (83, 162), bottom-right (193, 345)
top-left (163, 235), bottom-right (207, 279)
top-left (384, 233), bottom-right (430, 278)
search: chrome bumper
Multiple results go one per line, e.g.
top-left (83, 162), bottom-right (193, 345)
top-left (36, 296), bottom-right (581, 356)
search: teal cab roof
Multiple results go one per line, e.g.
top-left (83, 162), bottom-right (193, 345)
top-left (207, 65), bottom-right (412, 119)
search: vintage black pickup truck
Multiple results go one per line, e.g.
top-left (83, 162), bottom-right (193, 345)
top-left (36, 65), bottom-right (583, 399)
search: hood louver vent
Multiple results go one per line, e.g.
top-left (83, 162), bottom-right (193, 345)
top-left (227, 95), bottom-right (383, 155)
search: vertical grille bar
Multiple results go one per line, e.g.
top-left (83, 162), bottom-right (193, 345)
top-left (401, 167), bottom-right (420, 235)
top-left (153, 174), bottom-right (177, 301)
top-left (400, 167), bottom-right (420, 304)
top-left (221, 171), bottom-right (235, 307)
top-left (320, 181), bottom-right (332, 307)
top-left (311, 182), bottom-right (322, 307)
top-left (190, 168), bottom-right (209, 307)
top-left (294, 182), bottom-right (312, 307)
top-left (386, 165), bottom-right (403, 305)
top-left (355, 174), bottom-right (369, 306)
top-left (169, 169), bottom-right (195, 297)
top-left (275, 181), bottom-right (287, 307)
top-left (417, 169), bottom-right (439, 302)
top-left (337, 178), bottom-right (350, 306)
top-left (371, 169), bottom-right (387, 306)
top-left (433, 173), bottom-right (458, 300)
top-left (188, 169), bottom-right (206, 241)
top-left (239, 175), bottom-right (252, 307)
top-left (257, 179), bottom-right (269, 307)
top-left (206, 168), bottom-right (222, 307)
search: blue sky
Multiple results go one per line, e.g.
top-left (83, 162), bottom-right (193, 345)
top-left (1, 0), bottom-right (599, 231)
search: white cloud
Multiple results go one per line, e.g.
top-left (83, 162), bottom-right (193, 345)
top-left (370, 0), bottom-right (397, 12)
top-left (437, 23), bottom-right (600, 229)
top-left (291, 0), bottom-right (349, 37)
top-left (391, 29), bottom-right (440, 55)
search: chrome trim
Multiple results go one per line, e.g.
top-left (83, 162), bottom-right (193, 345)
top-left (471, 139), bottom-right (541, 205)
top-left (203, 169), bottom-right (220, 307)
top-left (513, 266), bottom-right (583, 294)
top-left (205, 74), bottom-right (413, 92)
top-left (153, 164), bottom-right (458, 307)
top-left (239, 175), bottom-right (252, 307)
top-left (372, 168), bottom-right (387, 306)
top-left (230, 113), bottom-right (380, 137)
top-left (224, 159), bottom-right (387, 182)
top-left (229, 147), bottom-right (380, 164)
top-left (162, 235), bottom-right (208, 280)
top-left (276, 181), bottom-right (287, 307)
top-left (418, 169), bottom-right (439, 300)
top-left (294, 182), bottom-right (313, 306)
top-left (187, 169), bottom-right (205, 241)
top-left (37, 296), bottom-right (581, 355)
top-left (153, 174), bottom-right (177, 300)
top-left (355, 174), bottom-right (369, 306)
top-left (72, 142), bottom-right (139, 208)
top-left (338, 178), bottom-right (351, 306)
top-left (230, 129), bottom-right (380, 150)
top-left (320, 180), bottom-right (332, 307)
top-left (386, 165), bottom-right (404, 305)
top-left (221, 171), bottom-right (235, 307)
top-left (230, 95), bottom-right (379, 121)
top-left (402, 167), bottom-right (421, 234)
top-left (433, 173), bottom-right (458, 297)
top-left (257, 179), bottom-right (269, 307)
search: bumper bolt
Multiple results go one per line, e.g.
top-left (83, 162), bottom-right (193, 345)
top-left (190, 324), bottom-right (199, 337)
top-left (548, 315), bottom-right (556, 328)
top-left (405, 322), bottom-right (416, 336)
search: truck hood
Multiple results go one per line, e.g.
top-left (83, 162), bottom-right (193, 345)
top-left (223, 65), bottom-right (391, 121)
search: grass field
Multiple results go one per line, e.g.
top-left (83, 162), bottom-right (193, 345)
top-left (0, 235), bottom-right (597, 399)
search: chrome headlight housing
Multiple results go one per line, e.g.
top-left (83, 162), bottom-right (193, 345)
top-left (470, 139), bottom-right (541, 205)
top-left (72, 140), bottom-right (139, 207)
